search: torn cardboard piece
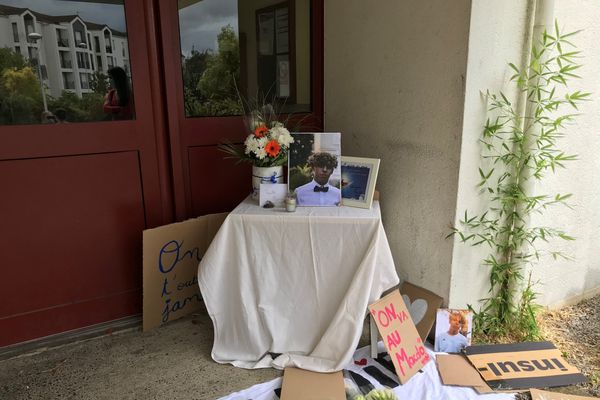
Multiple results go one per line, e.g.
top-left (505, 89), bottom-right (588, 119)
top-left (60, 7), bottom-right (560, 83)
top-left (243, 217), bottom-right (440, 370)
top-left (369, 289), bottom-right (430, 384)
top-left (142, 213), bottom-right (227, 331)
top-left (400, 282), bottom-right (443, 341)
top-left (436, 354), bottom-right (491, 390)
top-left (530, 388), bottom-right (598, 400)
top-left (280, 368), bottom-right (345, 400)
top-left (466, 341), bottom-right (587, 391)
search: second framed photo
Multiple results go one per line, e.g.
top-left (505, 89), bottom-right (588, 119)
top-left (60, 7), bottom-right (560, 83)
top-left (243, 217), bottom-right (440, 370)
top-left (434, 309), bottom-right (473, 353)
top-left (340, 156), bottom-right (380, 209)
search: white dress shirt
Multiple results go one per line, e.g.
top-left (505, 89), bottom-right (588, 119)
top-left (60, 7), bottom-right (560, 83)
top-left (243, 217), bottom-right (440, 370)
top-left (295, 179), bottom-right (341, 206)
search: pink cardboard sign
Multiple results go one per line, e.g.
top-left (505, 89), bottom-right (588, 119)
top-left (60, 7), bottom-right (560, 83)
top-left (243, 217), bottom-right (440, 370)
top-left (368, 289), bottom-right (431, 384)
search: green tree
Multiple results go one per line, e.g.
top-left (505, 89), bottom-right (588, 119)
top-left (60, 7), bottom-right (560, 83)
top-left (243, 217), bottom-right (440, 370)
top-left (197, 25), bottom-right (242, 116)
top-left (182, 48), bottom-right (210, 117)
top-left (0, 47), bottom-right (27, 72)
top-left (0, 66), bottom-right (42, 124)
top-left (48, 91), bottom-right (88, 122)
top-left (0, 47), bottom-right (41, 124)
top-left (90, 71), bottom-right (110, 95)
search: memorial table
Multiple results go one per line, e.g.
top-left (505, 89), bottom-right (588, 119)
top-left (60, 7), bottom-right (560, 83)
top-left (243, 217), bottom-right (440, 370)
top-left (198, 197), bottom-right (399, 372)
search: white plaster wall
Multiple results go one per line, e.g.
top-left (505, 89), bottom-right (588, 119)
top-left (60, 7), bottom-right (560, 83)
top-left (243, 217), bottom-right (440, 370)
top-left (450, 0), bottom-right (600, 309)
top-left (324, 0), bottom-right (471, 301)
top-left (448, 1), bottom-right (531, 309)
top-left (528, 0), bottom-right (600, 307)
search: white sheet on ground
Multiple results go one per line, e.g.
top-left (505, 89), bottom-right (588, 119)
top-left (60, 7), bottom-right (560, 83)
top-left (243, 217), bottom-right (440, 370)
top-left (220, 343), bottom-right (516, 400)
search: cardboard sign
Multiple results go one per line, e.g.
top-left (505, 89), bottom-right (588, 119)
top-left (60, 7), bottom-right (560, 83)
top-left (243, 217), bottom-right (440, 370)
top-left (436, 354), bottom-right (492, 393)
top-left (142, 213), bottom-right (227, 331)
top-left (437, 354), bottom-right (488, 387)
top-left (400, 281), bottom-right (443, 341)
top-left (368, 289), bottom-right (430, 384)
top-left (280, 368), bottom-right (345, 400)
top-left (530, 388), bottom-right (598, 400)
top-left (466, 342), bottom-right (587, 390)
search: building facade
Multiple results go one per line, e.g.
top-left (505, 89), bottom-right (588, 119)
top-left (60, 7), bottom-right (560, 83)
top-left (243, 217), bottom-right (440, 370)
top-left (0, 4), bottom-right (129, 98)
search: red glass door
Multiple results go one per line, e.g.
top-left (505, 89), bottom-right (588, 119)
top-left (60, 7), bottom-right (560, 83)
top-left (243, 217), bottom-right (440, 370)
top-left (0, 0), bottom-right (323, 347)
top-left (0, 0), bottom-right (171, 347)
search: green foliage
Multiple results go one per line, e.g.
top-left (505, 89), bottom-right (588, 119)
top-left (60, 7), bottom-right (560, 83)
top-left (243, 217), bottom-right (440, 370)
top-left (0, 65), bottom-right (43, 124)
top-left (452, 22), bottom-right (588, 341)
top-left (0, 47), bottom-right (110, 124)
top-left (0, 47), bottom-right (27, 72)
top-left (89, 71), bottom-right (110, 95)
top-left (183, 25), bottom-right (243, 116)
top-left (289, 164), bottom-right (313, 189)
top-left (48, 91), bottom-right (89, 122)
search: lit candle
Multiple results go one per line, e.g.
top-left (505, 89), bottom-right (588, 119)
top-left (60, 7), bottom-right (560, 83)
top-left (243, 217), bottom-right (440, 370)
top-left (285, 197), bottom-right (296, 212)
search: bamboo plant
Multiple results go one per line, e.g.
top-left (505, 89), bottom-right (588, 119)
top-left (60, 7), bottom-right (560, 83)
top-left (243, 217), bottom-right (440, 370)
top-left (450, 22), bottom-right (590, 341)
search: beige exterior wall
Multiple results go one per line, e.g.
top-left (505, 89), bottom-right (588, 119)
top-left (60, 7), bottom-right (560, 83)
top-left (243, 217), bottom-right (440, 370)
top-left (324, 0), bottom-right (471, 301)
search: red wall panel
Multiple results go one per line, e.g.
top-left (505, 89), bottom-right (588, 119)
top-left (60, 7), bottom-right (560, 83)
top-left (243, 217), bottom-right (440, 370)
top-left (0, 152), bottom-right (145, 346)
top-left (188, 145), bottom-right (252, 217)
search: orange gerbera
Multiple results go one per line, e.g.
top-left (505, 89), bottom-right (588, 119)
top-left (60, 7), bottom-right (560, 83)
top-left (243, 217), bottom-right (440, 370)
top-left (265, 140), bottom-right (280, 157)
top-left (254, 124), bottom-right (268, 138)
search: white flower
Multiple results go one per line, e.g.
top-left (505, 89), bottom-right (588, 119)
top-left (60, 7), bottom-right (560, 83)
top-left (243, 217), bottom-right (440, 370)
top-left (256, 147), bottom-right (267, 159)
top-left (272, 126), bottom-right (294, 147)
top-left (244, 135), bottom-right (258, 155)
top-left (256, 136), bottom-right (269, 148)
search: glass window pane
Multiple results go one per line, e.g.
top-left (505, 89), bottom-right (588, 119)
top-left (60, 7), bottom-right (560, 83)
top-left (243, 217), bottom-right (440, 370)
top-left (0, 0), bottom-right (135, 125)
top-left (178, 0), bottom-right (312, 118)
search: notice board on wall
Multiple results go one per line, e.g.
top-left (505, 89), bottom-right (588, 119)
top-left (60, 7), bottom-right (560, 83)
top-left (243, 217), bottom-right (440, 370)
top-left (142, 213), bottom-right (227, 331)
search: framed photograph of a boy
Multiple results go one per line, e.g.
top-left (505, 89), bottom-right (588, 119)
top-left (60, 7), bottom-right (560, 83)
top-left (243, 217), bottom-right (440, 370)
top-left (340, 156), bottom-right (380, 209)
top-left (434, 309), bottom-right (473, 353)
top-left (288, 133), bottom-right (342, 207)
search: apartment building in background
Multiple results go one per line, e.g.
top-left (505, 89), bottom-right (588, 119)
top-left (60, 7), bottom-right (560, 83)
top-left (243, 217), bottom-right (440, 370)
top-left (0, 4), bottom-right (129, 98)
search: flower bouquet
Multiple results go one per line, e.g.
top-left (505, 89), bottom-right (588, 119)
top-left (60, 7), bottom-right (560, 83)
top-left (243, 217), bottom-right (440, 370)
top-left (219, 105), bottom-right (294, 167)
top-left (219, 103), bottom-right (295, 199)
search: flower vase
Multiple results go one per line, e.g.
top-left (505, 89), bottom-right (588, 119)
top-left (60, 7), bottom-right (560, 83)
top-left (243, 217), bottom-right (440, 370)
top-left (252, 165), bottom-right (284, 200)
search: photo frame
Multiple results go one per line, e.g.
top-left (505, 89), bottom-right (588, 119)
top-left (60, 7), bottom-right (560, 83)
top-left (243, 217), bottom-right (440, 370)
top-left (288, 133), bottom-right (342, 207)
top-left (434, 308), bottom-right (473, 353)
top-left (340, 156), bottom-right (380, 209)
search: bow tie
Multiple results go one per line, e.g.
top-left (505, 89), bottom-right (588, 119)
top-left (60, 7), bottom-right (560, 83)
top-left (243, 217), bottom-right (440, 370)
top-left (314, 185), bottom-right (329, 192)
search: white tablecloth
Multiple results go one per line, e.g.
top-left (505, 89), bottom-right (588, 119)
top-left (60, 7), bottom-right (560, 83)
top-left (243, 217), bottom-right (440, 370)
top-left (198, 197), bottom-right (399, 372)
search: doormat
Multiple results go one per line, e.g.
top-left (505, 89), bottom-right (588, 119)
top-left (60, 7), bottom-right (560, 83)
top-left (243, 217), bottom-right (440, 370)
top-left (220, 343), bottom-right (515, 400)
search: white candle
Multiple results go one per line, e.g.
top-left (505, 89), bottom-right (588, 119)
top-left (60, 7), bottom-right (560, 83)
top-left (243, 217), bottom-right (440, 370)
top-left (285, 197), bottom-right (296, 212)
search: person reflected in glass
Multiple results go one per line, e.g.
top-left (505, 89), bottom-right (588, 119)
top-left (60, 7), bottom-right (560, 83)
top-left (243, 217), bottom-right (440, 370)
top-left (103, 66), bottom-right (132, 120)
top-left (295, 152), bottom-right (341, 206)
